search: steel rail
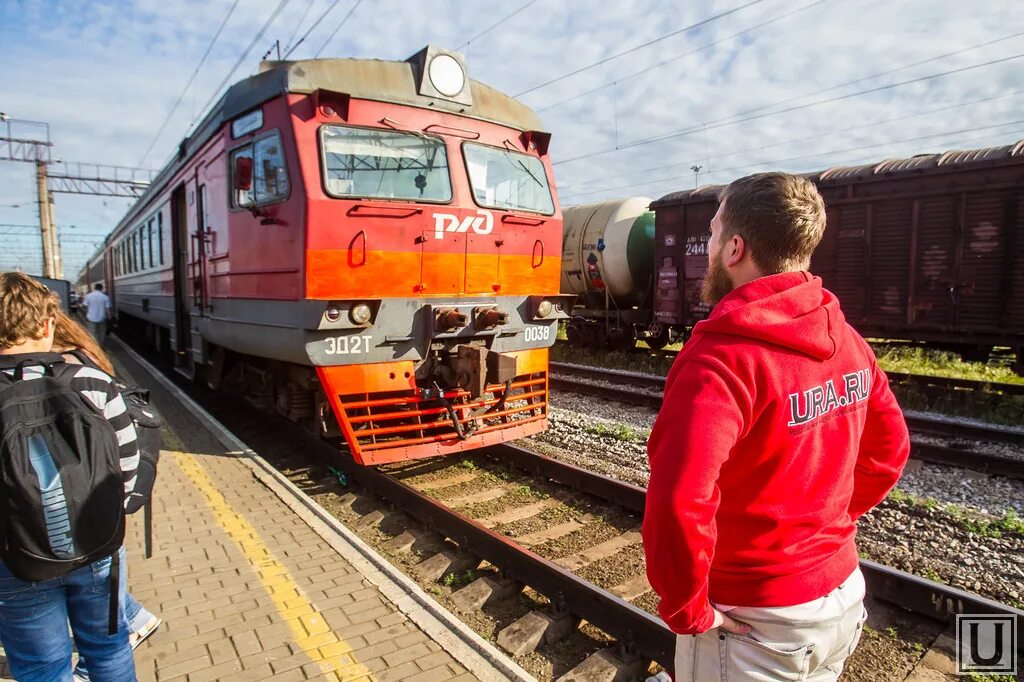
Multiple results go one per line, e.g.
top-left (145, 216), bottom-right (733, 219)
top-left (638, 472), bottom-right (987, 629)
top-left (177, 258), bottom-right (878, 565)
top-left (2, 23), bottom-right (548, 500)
top-left (118, 334), bottom-right (1024, 662)
top-left (486, 443), bottom-right (1024, 655)
top-left (318, 438), bottom-right (677, 667)
top-left (550, 362), bottom-right (1024, 480)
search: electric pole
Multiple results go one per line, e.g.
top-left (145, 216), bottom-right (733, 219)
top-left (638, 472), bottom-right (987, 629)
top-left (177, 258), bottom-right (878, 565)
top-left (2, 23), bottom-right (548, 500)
top-left (690, 164), bottom-right (703, 189)
top-left (2, 115), bottom-right (155, 279)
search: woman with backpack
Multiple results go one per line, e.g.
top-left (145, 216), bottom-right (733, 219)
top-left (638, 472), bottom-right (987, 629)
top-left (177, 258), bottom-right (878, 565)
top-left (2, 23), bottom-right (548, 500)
top-left (52, 311), bottom-right (164, 678)
top-left (0, 273), bottom-right (138, 681)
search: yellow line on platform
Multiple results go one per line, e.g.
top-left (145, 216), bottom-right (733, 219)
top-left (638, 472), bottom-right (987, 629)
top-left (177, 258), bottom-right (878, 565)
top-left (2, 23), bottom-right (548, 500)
top-left (164, 434), bottom-right (374, 681)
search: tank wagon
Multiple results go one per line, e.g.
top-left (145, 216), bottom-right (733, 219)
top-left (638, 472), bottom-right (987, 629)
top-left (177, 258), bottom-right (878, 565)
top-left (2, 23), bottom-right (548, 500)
top-left (559, 198), bottom-right (661, 348)
top-left (564, 139), bottom-right (1024, 367)
top-left (81, 47), bottom-right (570, 465)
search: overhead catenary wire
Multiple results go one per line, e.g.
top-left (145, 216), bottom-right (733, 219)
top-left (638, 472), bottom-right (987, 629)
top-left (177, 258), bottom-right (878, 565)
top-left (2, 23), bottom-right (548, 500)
top-left (537, 0), bottom-right (834, 113)
top-left (559, 119), bottom-right (1024, 202)
top-left (669, 28), bottom-right (1024, 132)
top-left (282, 0), bottom-right (318, 55)
top-left (559, 88), bottom-right (1024, 193)
top-left (514, 0), bottom-right (766, 98)
top-left (283, 0), bottom-right (344, 59)
top-left (313, 0), bottom-right (363, 58)
top-left (189, 0), bottom-right (293, 133)
top-left (457, 0), bottom-right (540, 51)
top-left (137, 0), bottom-right (242, 166)
top-left (555, 51), bottom-right (1024, 167)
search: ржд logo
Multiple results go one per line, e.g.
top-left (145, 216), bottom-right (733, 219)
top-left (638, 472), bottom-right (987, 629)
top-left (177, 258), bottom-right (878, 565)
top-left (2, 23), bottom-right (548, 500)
top-left (432, 210), bottom-right (494, 240)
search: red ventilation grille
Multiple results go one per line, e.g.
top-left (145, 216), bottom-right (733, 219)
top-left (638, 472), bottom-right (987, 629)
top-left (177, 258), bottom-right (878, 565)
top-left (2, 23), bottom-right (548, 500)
top-left (331, 372), bottom-right (548, 464)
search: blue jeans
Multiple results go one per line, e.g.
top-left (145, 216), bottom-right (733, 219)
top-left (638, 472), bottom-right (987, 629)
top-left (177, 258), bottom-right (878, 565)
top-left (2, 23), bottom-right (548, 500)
top-left (0, 547), bottom-right (135, 682)
top-left (74, 593), bottom-right (153, 680)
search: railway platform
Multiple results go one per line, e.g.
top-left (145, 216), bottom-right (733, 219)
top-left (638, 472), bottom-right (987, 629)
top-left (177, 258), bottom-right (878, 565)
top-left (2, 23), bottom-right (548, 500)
top-left (0, 339), bottom-right (531, 682)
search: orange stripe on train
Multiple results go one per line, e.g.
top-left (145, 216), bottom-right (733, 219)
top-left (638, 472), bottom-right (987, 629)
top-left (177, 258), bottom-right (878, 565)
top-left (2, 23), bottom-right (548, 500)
top-left (306, 249), bottom-right (561, 298)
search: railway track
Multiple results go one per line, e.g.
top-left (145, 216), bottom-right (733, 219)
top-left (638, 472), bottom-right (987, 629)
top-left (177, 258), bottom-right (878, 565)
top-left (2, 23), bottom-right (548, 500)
top-left (115, 336), bottom-right (1024, 677)
top-left (550, 361), bottom-right (1024, 481)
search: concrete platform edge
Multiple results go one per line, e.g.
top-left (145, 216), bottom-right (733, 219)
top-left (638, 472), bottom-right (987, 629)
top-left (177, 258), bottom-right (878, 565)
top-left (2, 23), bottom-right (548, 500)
top-left (112, 338), bottom-right (535, 682)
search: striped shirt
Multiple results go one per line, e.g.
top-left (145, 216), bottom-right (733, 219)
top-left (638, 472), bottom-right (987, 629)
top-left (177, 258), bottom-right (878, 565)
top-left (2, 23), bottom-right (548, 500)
top-left (0, 353), bottom-right (140, 498)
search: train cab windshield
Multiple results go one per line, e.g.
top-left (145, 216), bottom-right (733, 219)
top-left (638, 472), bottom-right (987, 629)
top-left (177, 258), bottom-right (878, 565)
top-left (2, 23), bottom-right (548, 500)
top-left (320, 125), bottom-right (452, 202)
top-left (464, 142), bottom-right (554, 215)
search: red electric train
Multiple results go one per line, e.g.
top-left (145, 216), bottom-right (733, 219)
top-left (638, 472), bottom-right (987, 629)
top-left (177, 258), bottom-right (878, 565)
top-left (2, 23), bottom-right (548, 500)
top-left (80, 47), bottom-right (570, 465)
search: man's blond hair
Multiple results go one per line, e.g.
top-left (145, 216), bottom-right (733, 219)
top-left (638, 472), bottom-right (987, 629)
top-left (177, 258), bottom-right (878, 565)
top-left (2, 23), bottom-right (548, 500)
top-left (0, 272), bottom-right (60, 349)
top-left (718, 172), bottom-right (827, 273)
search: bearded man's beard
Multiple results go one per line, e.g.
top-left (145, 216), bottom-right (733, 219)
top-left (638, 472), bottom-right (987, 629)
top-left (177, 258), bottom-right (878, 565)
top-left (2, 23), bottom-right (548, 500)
top-left (700, 253), bottom-right (733, 306)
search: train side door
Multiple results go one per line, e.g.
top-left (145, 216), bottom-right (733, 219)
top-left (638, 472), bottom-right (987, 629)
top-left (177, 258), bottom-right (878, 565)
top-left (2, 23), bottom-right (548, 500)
top-left (191, 180), bottom-right (211, 314)
top-left (170, 184), bottom-right (193, 367)
top-left (954, 190), bottom-right (1009, 332)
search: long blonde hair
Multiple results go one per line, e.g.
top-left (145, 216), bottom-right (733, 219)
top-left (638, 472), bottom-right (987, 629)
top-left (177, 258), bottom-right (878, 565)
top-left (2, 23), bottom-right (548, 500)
top-left (53, 310), bottom-right (116, 376)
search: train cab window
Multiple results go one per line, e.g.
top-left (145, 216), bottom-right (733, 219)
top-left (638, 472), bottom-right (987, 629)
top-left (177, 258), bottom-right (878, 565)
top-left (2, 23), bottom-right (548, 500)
top-left (463, 143), bottom-right (554, 215)
top-left (230, 131), bottom-right (289, 208)
top-left (319, 125), bottom-right (451, 203)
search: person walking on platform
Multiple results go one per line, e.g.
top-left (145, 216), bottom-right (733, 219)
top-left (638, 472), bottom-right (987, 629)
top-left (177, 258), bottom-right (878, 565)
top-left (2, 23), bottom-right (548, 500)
top-left (82, 283), bottom-right (111, 346)
top-left (0, 272), bottom-right (140, 682)
top-left (643, 173), bottom-right (910, 681)
top-left (51, 311), bottom-right (163, 680)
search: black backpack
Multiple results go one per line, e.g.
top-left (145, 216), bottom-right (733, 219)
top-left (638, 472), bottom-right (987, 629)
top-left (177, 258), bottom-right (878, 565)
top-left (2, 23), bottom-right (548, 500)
top-left (118, 384), bottom-right (163, 515)
top-left (0, 359), bottom-right (126, 631)
top-left (62, 350), bottom-right (163, 515)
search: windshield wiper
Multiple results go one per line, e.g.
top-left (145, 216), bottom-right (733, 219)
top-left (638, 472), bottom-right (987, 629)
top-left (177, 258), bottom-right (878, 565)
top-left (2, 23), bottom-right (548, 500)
top-left (502, 140), bottom-right (543, 188)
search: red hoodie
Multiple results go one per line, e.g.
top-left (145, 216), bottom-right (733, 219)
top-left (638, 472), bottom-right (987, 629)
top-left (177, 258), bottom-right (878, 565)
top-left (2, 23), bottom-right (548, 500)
top-left (643, 271), bottom-right (910, 635)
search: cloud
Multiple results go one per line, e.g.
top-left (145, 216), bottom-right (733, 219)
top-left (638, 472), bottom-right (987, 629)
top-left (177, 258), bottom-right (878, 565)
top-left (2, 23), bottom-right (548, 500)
top-left (0, 0), bottom-right (1020, 278)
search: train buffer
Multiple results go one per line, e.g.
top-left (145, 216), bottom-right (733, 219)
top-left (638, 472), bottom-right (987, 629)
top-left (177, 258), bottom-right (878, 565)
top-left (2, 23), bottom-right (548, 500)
top-left (0, 340), bottom-right (530, 682)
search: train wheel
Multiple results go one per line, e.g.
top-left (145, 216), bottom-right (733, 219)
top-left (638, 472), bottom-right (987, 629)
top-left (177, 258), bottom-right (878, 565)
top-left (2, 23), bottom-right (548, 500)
top-left (566, 323), bottom-right (585, 346)
top-left (959, 345), bottom-right (993, 364)
top-left (645, 324), bottom-right (670, 351)
top-left (605, 327), bottom-right (635, 353)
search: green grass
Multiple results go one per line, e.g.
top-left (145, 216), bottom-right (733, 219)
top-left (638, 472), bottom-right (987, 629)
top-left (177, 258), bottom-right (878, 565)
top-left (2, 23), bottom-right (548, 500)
top-left (441, 569), bottom-right (478, 589)
top-left (890, 490), bottom-right (1024, 539)
top-left (582, 422), bottom-right (644, 443)
top-left (553, 340), bottom-right (1024, 424)
top-left (873, 346), bottom-right (1024, 385)
top-left (966, 674), bottom-right (1016, 682)
top-left (551, 343), bottom-right (676, 376)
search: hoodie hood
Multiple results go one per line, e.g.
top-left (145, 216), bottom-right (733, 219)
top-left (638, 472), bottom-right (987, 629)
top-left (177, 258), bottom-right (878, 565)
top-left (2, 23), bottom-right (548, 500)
top-left (693, 271), bottom-right (842, 360)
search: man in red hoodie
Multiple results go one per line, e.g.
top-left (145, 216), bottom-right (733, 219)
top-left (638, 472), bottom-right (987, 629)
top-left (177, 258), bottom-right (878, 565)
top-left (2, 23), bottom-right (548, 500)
top-left (643, 172), bottom-right (910, 680)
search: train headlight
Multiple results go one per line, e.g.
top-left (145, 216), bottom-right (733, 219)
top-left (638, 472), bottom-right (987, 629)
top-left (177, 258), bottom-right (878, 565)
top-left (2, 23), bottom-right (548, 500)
top-left (350, 304), bottom-right (373, 325)
top-left (536, 300), bottom-right (553, 318)
top-left (428, 54), bottom-right (465, 97)
top-left (325, 305), bottom-right (342, 322)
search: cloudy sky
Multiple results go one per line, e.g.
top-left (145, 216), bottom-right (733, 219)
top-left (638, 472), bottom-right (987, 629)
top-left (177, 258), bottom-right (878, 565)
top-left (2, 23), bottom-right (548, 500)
top-left (1, 0), bottom-right (1021, 280)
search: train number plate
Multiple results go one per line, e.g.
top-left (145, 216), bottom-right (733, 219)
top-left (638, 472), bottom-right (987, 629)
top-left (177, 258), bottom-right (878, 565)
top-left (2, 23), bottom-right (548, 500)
top-left (324, 334), bottom-right (373, 355)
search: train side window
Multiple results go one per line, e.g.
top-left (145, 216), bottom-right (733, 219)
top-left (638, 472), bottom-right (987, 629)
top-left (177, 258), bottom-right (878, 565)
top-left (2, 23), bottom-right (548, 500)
top-left (254, 134), bottom-right (289, 203)
top-left (231, 146), bottom-right (255, 208)
top-left (199, 185), bottom-right (208, 233)
top-left (147, 219), bottom-right (154, 270)
top-left (129, 234), bottom-right (135, 273)
top-left (157, 211), bottom-right (164, 265)
top-left (230, 131), bottom-right (289, 208)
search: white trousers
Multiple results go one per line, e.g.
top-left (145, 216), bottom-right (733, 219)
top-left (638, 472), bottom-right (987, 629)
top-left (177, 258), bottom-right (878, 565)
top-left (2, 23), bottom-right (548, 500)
top-left (674, 568), bottom-right (867, 682)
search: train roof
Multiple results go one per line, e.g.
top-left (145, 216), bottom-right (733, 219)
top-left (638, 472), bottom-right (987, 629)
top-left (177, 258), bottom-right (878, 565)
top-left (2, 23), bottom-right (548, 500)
top-left (104, 47), bottom-right (544, 247)
top-left (651, 138), bottom-right (1024, 208)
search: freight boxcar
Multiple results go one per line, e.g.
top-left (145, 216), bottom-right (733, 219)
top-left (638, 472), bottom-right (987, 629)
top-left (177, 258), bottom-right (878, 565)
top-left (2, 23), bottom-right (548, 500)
top-left (649, 139), bottom-right (1024, 365)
